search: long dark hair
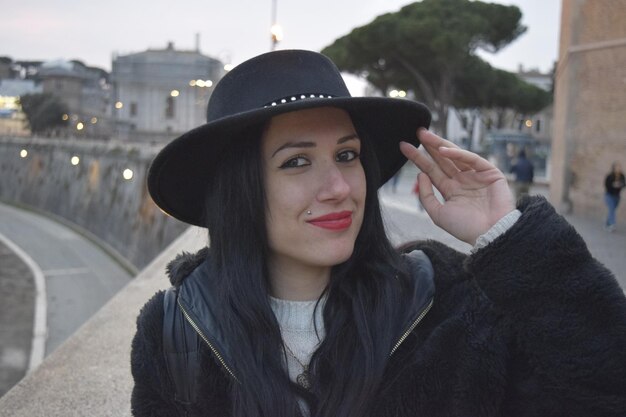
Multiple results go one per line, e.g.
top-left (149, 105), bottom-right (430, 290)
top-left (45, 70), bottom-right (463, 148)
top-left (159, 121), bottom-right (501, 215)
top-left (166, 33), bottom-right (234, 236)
top-left (203, 114), bottom-right (412, 417)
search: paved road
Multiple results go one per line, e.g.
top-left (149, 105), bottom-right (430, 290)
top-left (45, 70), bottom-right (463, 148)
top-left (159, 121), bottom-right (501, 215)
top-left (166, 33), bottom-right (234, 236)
top-left (0, 202), bottom-right (132, 395)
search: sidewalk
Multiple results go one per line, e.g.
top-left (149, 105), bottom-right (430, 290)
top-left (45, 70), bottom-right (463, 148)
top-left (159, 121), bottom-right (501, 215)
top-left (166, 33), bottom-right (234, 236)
top-left (381, 165), bottom-right (626, 289)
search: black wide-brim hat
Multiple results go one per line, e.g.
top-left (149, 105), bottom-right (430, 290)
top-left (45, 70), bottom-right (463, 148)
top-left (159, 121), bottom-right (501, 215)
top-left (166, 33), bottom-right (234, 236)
top-left (148, 49), bottom-right (431, 226)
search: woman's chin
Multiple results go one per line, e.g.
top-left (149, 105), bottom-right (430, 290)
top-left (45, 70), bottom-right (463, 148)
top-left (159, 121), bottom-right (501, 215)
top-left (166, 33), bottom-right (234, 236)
top-left (308, 243), bottom-right (355, 268)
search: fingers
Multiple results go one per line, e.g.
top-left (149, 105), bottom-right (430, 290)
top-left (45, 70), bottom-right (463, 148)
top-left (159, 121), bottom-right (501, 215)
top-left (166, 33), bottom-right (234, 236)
top-left (438, 146), bottom-right (494, 172)
top-left (417, 128), bottom-right (459, 150)
top-left (400, 139), bottom-right (464, 195)
top-left (413, 128), bottom-right (500, 174)
top-left (401, 129), bottom-right (506, 203)
top-left (416, 172), bottom-right (442, 222)
top-left (400, 141), bottom-right (450, 188)
top-left (417, 128), bottom-right (473, 172)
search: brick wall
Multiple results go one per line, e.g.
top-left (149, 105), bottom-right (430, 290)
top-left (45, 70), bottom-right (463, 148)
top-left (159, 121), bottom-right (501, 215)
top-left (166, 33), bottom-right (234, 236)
top-left (551, 0), bottom-right (626, 223)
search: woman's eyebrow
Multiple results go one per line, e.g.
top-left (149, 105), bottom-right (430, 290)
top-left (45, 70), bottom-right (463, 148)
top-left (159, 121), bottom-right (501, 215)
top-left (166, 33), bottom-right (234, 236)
top-left (271, 133), bottom-right (360, 158)
top-left (337, 133), bottom-right (359, 144)
top-left (271, 141), bottom-right (315, 158)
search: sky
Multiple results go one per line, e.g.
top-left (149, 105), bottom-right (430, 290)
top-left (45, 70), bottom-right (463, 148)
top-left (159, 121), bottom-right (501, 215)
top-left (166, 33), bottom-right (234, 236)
top-left (2, 0), bottom-right (561, 75)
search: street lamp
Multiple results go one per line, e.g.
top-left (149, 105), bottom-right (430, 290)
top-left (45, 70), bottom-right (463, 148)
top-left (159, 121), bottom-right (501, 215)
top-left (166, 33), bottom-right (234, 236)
top-left (270, 0), bottom-right (283, 50)
top-left (271, 24), bottom-right (283, 49)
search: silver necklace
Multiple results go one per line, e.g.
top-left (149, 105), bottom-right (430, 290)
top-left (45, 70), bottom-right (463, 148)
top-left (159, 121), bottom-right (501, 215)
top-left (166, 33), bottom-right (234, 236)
top-left (282, 342), bottom-right (311, 389)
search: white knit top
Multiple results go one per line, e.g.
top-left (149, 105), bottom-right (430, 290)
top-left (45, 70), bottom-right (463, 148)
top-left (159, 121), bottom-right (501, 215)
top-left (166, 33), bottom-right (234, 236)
top-left (269, 295), bottom-right (326, 384)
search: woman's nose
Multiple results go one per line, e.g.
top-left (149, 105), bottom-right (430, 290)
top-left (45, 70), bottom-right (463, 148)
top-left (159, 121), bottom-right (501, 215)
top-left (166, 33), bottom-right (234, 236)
top-left (317, 163), bottom-right (351, 201)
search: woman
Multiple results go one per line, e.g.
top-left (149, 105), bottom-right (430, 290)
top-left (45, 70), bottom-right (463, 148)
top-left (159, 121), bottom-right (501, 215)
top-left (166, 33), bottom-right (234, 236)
top-left (132, 50), bottom-right (626, 417)
top-left (604, 162), bottom-right (625, 231)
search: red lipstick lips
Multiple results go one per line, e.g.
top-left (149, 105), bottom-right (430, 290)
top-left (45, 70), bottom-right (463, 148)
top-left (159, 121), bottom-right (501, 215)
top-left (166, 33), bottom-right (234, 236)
top-left (306, 210), bottom-right (353, 231)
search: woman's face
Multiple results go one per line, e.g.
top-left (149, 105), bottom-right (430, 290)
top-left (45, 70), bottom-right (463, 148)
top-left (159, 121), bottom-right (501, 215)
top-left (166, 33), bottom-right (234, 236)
top-left (261, 107), bottom-right (366, 273)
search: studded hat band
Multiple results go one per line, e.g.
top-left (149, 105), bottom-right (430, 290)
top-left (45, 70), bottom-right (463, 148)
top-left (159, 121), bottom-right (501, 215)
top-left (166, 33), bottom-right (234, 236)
top-left (264, 94), bottom-right (336, 108)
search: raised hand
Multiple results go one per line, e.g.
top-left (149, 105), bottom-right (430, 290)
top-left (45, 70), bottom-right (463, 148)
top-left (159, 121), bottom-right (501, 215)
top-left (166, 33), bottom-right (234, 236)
top-left (399, 128), bottom-right (515, 245)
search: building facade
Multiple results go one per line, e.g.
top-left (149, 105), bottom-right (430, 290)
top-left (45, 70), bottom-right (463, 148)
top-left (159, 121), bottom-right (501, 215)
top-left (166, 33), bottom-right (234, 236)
top-left (493, 68), bottom-right (554, 180)
top-left (111, 42), bottom-right (224, 142)
top-left (0, 58), bottom-right (111, 138)
top-left (516, 66), bottom-right (553, 145)
top-left (0, 79), bottom-right (41, 136)
top-left (551, 0), bottom-right (626, 222)
top-left (39, 60), bottom-right (111, 137)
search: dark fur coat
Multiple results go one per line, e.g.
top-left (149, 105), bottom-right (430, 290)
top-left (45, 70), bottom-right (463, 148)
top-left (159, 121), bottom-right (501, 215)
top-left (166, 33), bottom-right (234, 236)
top-left (131, 197), bottom-right (626, 416)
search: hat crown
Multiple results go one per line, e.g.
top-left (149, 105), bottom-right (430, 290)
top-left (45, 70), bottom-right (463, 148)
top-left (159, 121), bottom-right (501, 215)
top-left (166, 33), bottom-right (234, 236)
top-left (206, 50), bottom-right (351, 123)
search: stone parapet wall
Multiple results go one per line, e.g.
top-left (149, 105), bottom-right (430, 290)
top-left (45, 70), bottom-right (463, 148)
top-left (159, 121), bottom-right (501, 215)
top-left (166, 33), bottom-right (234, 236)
top-left (0, 136), bottom-right (190, 268)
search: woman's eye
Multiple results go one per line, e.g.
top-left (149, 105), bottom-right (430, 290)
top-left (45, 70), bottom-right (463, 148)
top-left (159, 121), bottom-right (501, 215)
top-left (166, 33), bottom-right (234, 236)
top-left (279, 156), bottom-right (310, 169)
top-left (336, 150), bottom-right (359, 162)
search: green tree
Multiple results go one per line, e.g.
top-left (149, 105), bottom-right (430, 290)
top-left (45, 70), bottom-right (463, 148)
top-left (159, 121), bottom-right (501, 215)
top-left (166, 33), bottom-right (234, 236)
top-left (322, 0), bottom-right (527, 135)
top-left (454, 57), bottom-right (552, 131)
top-left (19, 93), bottom-right (69, 135)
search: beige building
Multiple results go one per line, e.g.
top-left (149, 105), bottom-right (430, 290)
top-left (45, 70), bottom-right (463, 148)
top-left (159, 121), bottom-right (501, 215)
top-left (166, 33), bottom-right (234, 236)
top-left (551, 0), bottom-right (626, 223)
top-left (39, 60), bottom-right (111, 137)
top-left (111, 42), bottom-right (224, 142)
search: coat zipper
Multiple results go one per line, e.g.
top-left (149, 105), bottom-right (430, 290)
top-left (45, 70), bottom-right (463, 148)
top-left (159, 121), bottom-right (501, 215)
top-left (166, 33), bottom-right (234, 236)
top-left (389, 298), bottom-right (434, 356)
top-left (178, 295), bottom-right (433, 380)
top-left (177, 298), bottom-right (240, 383)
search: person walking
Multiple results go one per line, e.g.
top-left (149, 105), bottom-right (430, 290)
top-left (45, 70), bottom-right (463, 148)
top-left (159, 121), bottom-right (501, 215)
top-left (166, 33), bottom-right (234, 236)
top-left (604, 161), bottom-right (625, 232)
top-left (131, 50), bottom-right (626, 417)
top-left (509, 149), bottom-right (534, 201)
top-left (412, 176), bottom-right (424, 212)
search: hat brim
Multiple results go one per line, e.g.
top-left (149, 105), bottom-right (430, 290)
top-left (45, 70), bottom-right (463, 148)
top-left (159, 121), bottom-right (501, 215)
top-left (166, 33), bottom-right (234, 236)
top-left (148, 97), bottom-right (431, 226)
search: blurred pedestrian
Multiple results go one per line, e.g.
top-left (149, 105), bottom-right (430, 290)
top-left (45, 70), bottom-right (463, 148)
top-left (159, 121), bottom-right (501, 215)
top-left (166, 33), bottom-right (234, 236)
top-left (604, 161), bottom-right (625, 232)
top-left (412, 177), bottom-right (424, 211)
top-left (509, 149), bottom-right (534, 200)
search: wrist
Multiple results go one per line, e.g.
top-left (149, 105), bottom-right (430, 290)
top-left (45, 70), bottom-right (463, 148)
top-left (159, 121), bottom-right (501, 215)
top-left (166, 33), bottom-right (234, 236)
top-left (471, 210), bottom-right (521, 253)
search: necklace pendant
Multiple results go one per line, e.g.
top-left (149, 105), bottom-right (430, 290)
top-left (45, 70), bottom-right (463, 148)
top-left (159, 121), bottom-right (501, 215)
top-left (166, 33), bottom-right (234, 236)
top-left (296, 368), bottom-right (311, 389)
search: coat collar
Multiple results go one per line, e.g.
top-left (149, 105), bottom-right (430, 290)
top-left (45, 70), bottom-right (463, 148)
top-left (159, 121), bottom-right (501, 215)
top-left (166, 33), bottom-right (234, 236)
top-left (167, 248), bottom-right (435, 380)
